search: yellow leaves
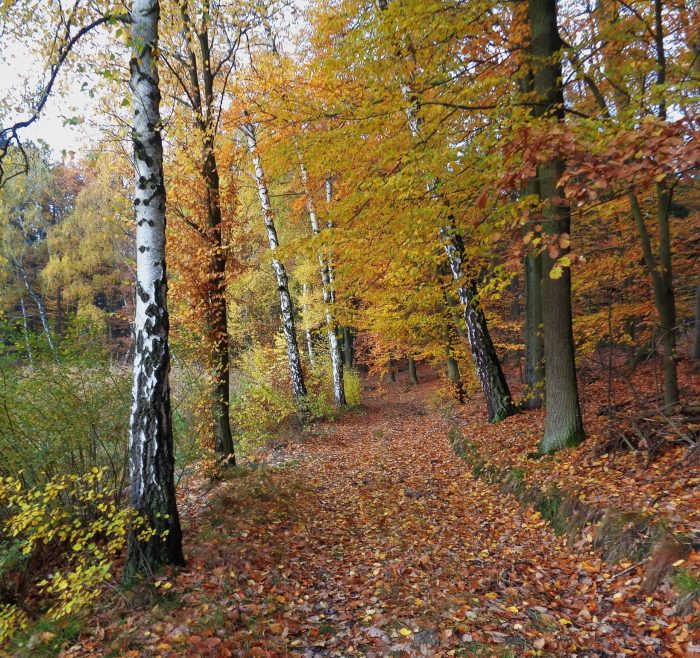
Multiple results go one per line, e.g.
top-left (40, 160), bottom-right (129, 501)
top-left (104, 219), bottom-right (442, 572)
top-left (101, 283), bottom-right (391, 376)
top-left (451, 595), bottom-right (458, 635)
top-left (485, 592), bottom-right (498, 599)
top-left (0, 469), bottom-right (153, 641)
top-left (505, 605), bottom-right (519, 613)
top-left (558, 617), bottom-right (572, 625)
top-left (398, 627), bottom-right (412, 636)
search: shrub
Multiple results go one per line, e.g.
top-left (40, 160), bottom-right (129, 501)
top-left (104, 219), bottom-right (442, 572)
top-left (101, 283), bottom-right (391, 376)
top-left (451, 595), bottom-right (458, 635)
top-left (231, 336), bottom-right (362, 454)
top-left (0, 469), bottom-right (155, 647)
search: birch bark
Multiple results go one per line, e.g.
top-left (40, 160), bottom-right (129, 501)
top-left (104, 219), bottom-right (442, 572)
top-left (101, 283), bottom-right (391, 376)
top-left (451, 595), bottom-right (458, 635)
top-left (127, 0), bottom-right (184, 573)
top-left (300, 161), bottom-right (346, 407)
top-left (242, 121), bottom-right (307, 400)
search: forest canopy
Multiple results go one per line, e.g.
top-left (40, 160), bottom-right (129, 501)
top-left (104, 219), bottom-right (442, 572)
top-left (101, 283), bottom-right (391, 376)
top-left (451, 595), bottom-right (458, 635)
top-left (0, 0), bottom-right (698, 655)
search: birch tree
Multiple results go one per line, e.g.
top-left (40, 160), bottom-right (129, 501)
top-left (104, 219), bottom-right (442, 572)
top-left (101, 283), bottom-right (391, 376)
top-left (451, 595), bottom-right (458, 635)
top-left (127, 0), bottom-right (184, 573)
top-left (242, 120), bottom-right (307, 400)
top-left (301, 162), bottom-right (345, 407)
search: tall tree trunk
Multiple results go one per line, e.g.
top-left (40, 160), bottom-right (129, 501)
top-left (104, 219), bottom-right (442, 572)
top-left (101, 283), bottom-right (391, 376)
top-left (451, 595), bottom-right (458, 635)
top-left (19, 297), bottom-right (33, 365)
top-left (243, 121), bottom-right (307, 399)
top-left (529, 0), bottom-right (585, 453)
top-left (693, 275), bottom-right (700, 360)
top-left (300, 160), bottom-right (345, 407)
top-left (16, 259), bottom-right (55, 356)
top-left (127, 0), bottom-right (184, 574)
top-left (629, 193), bottom-right (679, 405)
top-left (442, 228), bottom-right (514, 420)
top-left (408, 356), bottom-right (419, 385)
top-left (391, 14), bottom-right (514, 422)
top-left (519, 75), bottom-right (545, 410)
top-left (177, 0), bottom-right (234, 459)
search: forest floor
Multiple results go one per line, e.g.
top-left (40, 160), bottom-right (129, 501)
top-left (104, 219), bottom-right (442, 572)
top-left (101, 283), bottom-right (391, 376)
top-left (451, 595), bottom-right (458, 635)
top-left (59, 370), bottom-right (698, 658)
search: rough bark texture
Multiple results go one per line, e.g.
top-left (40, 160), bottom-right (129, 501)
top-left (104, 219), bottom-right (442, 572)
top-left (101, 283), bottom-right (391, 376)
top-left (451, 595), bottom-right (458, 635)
top-left (523, 249), bottom-right (545, 409)
top-left (529, 0), bottom-right (585, 453)
top-left (127, 0), bottom-right (184, 573)
top-left (408, 356), bottom-right (419, 385)
top-left (301, 161), bottom-right (345, 407)
top-left (243, 122), bottom-right (307, 399)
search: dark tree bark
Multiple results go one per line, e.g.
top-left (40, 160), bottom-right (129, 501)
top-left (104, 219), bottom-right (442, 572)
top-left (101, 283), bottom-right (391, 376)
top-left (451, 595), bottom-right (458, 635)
top-left (523, 247), bottom-right (545, 409)
top-left (529, 0), bottom-right (585, 453)
top-left (343, 327), bottom-right (355, 367)
top-left (127, 0), bottom-right (184, 574)
top-left (408, 356), bottom-right (419, 385)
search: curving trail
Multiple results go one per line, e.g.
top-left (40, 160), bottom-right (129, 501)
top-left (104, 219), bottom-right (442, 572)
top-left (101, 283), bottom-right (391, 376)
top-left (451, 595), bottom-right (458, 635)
top-left (64, 372), bottom-right (687, 658)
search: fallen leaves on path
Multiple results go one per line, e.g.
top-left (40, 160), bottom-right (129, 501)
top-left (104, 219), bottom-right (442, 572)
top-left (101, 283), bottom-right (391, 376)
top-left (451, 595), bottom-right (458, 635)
top-left (62, 372), bottom-right (697, 657)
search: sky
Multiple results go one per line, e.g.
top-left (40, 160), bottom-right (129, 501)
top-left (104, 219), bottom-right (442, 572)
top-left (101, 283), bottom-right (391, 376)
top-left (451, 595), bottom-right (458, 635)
top-left (0, 28), bottom-right (105, 161)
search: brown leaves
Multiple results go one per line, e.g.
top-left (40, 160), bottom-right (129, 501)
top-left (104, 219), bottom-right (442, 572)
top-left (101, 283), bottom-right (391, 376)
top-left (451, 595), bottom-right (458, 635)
top-left (61, 371), bottom-right (698, 657)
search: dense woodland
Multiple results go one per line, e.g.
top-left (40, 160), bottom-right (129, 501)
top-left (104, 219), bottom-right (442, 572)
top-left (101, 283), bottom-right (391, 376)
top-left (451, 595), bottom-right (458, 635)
top-left (0, 0), bottom-right (698, 655)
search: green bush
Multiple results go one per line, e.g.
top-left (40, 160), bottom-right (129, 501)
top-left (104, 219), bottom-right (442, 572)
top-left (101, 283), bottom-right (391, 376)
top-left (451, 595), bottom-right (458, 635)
top-left (231, 336), bottom-right (362, 454)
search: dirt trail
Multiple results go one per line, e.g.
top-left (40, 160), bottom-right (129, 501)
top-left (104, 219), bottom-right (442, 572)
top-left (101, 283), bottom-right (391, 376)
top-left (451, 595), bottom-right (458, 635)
top-left (65, 373), bottom-right (688, 657)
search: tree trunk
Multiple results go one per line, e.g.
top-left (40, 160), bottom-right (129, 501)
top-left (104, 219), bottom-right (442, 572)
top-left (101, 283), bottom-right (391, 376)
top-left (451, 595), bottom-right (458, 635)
top-left (302, 283), bottom-right (315, 366)
top-left (693, 275), bottom-right (700, 360)
top-left (529, 0), bottom-right (585, 453)
top-left (523, 249), bottom-right (545, 409)
top-left (393, 22), bottom-right (514, 422)
top-left (446, 356), bottom-right (465, 403)
top-left (16, 260), bottom-right (55, 356)
top-left (408, 356), bottom-right (419, 385)
top-left (301, 160), bottom-right (345, 407)
top-left (127, 0), bottom-right (184, 574)
top-left (243, 121), bottom-right (307, 399)
top-left (386, 359), bottom-right (397, 383)
top-left (519, 74), bottom-right (545, 410)
top-left (343, 327), bottom-right (354, 367)
top-left (442, 229), bottom-right (515, 421)
top-left (177, 0), bottom-right (234, 459)
top-left (19, 297), bottom-right (33, 365)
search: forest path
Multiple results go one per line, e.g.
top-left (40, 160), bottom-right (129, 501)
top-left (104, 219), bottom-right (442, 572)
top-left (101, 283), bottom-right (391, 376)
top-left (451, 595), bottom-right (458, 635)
top-left (66, 372), bottom-right (677, 658)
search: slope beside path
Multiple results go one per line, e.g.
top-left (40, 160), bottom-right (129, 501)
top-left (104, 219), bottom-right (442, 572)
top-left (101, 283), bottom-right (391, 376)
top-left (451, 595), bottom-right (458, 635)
top-left (62, 372), bottom-right (694, 657)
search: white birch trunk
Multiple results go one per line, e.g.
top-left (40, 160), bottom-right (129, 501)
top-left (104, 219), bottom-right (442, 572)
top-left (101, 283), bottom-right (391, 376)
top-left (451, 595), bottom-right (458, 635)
top-left (127, 0), bottom-right (183, 573)
top-left (302, 283), bottom-right (315, 366)
top-left (19, 296), bottom-right (33, 365)
top-left (16, 259), bottom-right (55, 356)
top-left (300, 161), bottom-right (345, 407)
top-left (242, 121), bottom-right (307, 399)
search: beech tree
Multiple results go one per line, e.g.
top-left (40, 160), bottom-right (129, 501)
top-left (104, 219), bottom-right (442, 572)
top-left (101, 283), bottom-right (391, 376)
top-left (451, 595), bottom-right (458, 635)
top-left (127, 0), bottom-right (184, 572)
top-left (528, 0), bottom-right (585, 453)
